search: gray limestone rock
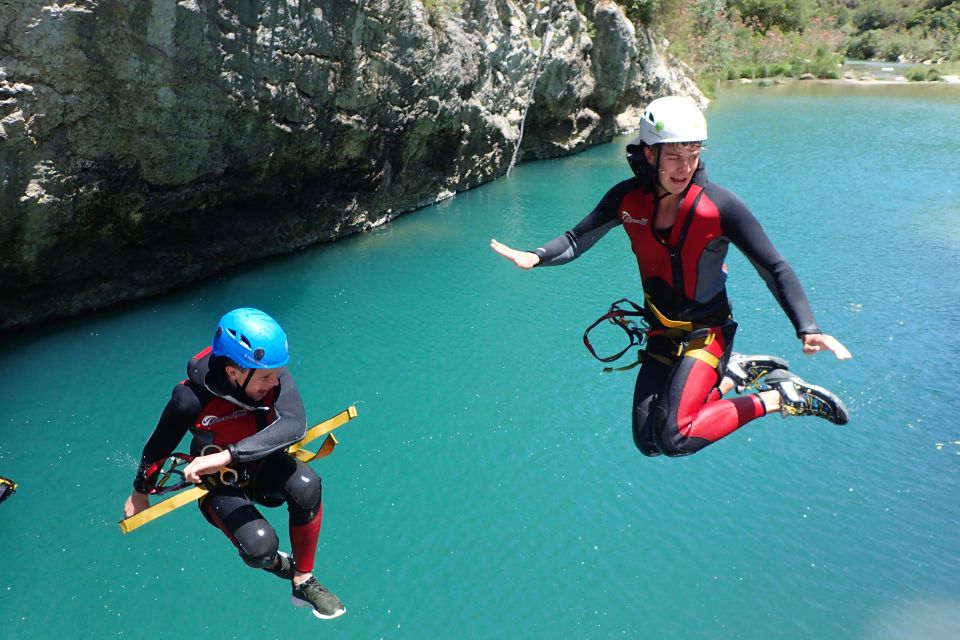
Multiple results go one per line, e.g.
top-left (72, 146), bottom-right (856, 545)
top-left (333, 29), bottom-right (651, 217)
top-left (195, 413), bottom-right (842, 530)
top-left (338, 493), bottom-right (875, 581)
top-left (0, 0), bottom-right (703, 331)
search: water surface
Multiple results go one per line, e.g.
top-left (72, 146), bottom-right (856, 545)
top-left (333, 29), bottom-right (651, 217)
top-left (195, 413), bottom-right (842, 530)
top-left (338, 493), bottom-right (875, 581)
top-left (1, 81), bottom-right (958, 639)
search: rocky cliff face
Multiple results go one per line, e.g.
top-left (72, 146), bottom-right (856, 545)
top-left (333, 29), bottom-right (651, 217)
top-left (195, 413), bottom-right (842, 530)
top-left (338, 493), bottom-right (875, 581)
top-left (0, 0), bottom-right (702, 332)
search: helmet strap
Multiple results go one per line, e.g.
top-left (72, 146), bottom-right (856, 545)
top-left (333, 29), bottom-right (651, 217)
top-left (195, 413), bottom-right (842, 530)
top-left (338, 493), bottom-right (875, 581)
top-left (240, 368), bottom-right (255, 393)
top-left (225, 363), bottom-right (256, 395)
top-left (653, 146), bottom-right (671, 200)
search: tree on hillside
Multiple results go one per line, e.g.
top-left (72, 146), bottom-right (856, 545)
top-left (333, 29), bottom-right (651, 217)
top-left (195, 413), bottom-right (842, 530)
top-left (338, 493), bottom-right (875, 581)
top-left (727, 0), bottom-right (813, 32)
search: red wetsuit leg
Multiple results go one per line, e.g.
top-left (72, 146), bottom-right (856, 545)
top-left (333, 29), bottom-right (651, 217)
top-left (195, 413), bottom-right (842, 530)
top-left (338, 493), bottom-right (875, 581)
top-left (290, 502), bottom-right (322, 573)
top-left (655, 328), bottom-right (766, 455)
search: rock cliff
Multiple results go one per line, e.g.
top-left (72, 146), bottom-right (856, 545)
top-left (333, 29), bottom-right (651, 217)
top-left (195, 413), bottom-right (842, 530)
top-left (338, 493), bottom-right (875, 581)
top-left (0, 0), bottom-right (703, 331)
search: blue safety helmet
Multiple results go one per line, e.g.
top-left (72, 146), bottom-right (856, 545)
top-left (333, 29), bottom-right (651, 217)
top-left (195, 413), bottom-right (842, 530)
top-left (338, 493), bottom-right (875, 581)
top-left (212, 308), bottom-right (289, 369)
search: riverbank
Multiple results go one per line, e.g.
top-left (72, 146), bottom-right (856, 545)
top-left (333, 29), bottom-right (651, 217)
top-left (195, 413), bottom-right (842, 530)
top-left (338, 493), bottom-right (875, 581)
top-left (732, 61), bottom-right (960, 86)
top-left (736, 74), bottom-right (960, 86)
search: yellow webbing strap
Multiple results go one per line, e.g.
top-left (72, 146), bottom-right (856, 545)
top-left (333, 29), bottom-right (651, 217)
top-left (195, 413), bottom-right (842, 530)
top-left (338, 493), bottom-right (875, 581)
top-left (118, 405), bottom-right (357, 534)
top-left (683, 348), bottom-right (720, 369)
top-left (602, 352), bottom-right (643, 373)
top-left (289, 434), bottom-right (339, 463)
top-left (644, 295), bottom-right (694, 331)
top-left (678, 332), bottom-right (720, 369)
top-left (118, 486), bottom-right (208, 533)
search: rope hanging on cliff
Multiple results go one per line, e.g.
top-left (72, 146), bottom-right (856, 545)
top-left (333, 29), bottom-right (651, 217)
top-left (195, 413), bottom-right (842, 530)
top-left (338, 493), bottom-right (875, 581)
top-left (507, 1), bottom-right (562, 177)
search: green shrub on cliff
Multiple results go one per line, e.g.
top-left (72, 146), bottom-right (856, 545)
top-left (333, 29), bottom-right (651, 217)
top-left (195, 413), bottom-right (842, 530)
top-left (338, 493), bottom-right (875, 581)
top-left (623, 0), bottom-right (661, 25)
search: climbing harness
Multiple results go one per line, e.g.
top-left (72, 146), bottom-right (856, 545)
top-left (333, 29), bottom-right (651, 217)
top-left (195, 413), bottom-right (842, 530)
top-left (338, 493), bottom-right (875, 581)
top-left (582, 298), bottom-right (651, 372)
top-left (142, 454), bottom-right (195, 495)
top-left (583, 298), bottom-right (733, 375)
top-left (118, 405), bottom-right (358, 534)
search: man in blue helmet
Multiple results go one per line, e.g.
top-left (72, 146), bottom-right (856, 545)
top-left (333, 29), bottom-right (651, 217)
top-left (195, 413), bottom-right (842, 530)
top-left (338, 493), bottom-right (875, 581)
top-left (123, 308), bottom-right (345, 620)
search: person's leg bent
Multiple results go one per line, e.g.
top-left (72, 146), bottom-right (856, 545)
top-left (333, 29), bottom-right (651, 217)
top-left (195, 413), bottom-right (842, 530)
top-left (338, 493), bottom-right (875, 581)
top-left (655, 327), bottom-right (766, 456)
top-left (255, 452), bottom-right (323, 574)
top-left (632, 356), bottom-right (672, 457)
top-left (199, 484), bottom-right (279, 569)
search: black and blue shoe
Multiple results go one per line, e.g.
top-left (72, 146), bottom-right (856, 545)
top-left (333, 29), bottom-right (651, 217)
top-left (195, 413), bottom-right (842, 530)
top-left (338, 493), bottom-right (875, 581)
top-left (765, 369), bottom-right (850, 425)
top-left (726, 353), bottom-right (790, 393)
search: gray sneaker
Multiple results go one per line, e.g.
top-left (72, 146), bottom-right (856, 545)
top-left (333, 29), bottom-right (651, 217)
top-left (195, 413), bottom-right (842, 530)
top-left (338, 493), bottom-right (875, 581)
top-left (265, 550), bottom-right (294, 580)
top-left (726, 353), bottom-right (790, 393)
top-left (291, 576), bottom-right (346, 620)
top-left (765, 369), bottom-right (849, 425)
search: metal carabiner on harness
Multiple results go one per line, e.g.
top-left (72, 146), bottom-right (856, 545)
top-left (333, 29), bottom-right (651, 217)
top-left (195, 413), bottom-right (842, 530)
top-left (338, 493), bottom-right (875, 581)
top-left (143, 453), bottom-right (194, 495)
top-left (200, 444), bottom-right (243, 488)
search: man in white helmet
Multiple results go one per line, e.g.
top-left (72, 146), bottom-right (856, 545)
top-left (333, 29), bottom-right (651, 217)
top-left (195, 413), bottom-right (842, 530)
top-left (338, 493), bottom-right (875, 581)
top-left (490, 95), bottom-right (851, 457)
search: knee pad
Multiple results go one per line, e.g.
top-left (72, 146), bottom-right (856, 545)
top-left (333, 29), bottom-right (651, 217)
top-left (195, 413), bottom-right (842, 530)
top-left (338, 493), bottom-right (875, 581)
top-left (237, 525), bottom-right (280, 569)
top-left (286, 468), bottom-right (322, 525)
top-left (286, 467), bottom-right (321, 510)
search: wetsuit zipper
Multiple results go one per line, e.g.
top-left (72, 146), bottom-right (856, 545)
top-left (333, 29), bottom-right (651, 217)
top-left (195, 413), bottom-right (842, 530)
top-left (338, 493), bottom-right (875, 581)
top-left (654, 187), bottom-right (703, 321)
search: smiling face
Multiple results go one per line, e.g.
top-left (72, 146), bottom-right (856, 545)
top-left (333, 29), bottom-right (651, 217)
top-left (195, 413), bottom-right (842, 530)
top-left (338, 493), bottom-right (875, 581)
top-left (644, 142), bottom-right (702, 195)
top-left (225, 365), bottom-right (282, 401)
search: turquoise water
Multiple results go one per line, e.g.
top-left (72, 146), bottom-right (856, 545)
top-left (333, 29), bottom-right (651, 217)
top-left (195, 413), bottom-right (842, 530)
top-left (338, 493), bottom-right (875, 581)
top-left (2, 82), bottom-right (959, 639)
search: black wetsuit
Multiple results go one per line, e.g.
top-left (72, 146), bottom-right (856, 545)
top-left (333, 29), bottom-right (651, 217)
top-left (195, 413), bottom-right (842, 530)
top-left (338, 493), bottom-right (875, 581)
top-left (132, 349), bottom-right (324, 571)
top-left (533, 167), bottom-right (820, 456)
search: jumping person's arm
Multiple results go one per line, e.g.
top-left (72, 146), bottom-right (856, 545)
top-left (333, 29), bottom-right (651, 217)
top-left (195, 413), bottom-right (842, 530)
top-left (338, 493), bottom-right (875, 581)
top-left (124, 384), bottom-right (200, 516)
top-left (715, 185), bottom-right (851, 359)
top-left (491, 179), bottom-right (636, 268)
top-left (226, 368), bottom-right (307, 464)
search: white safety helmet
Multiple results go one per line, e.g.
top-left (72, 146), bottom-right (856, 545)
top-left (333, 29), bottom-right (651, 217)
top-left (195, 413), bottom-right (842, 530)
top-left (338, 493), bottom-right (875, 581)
top-left (637, 95), bottom-right (707, 146)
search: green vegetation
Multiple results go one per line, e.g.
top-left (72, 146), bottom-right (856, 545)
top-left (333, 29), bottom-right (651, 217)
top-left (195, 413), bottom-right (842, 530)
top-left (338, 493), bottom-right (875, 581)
top-left (907, 65), bottom-right (942, 80)
top-left (420, 1), bottom-right (958, 86)
top-left (616, 0), bottom-right (960, 87)
top-left (423, 0), bottom-right (462, 26)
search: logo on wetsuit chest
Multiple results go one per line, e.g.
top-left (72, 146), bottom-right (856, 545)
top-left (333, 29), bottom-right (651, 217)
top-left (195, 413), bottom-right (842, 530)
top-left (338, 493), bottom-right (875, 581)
top-left (200, 409), bottom-right (248, 427)
top-left (621, 211), bottom-right (649, 226)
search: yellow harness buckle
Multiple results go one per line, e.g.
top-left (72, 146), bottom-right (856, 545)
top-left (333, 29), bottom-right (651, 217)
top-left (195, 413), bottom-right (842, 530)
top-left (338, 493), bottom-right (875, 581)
top-left (675, 330), bottom-right (719, 368)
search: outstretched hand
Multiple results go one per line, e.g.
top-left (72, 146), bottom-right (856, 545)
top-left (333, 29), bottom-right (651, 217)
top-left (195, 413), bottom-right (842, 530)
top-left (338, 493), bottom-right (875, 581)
top-left (802, 333), bottom-right (852, 360)
top-left (490, 238), bottom-right (540, 269)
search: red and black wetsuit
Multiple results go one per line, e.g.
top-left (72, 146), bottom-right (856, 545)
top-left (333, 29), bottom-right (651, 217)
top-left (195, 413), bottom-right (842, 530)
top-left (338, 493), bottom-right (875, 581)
top-left (532, 167), bottom-right (820, 456)
top-left (132, 349), bottom-right (324, 571)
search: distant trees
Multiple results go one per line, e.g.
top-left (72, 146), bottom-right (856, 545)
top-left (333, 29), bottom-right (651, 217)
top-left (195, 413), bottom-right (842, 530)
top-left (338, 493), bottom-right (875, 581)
top-left (726, 0), bottom-right (813, 32)
top-left (613, 0), bottom-right (960, 81)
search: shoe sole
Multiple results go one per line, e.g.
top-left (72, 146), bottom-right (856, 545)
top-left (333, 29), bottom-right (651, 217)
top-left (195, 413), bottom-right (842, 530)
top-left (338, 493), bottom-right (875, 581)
top-left (804, 382), bottom-right (849, 425)
top-left (728, 354), bottom-right (790, 391)
top-left (291, 595), bottom-right (346, 620)
top-left (766, 370), bottom-right (850, 425)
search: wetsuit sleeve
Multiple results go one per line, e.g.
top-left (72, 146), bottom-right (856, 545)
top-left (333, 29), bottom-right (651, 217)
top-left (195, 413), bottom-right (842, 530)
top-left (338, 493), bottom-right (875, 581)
top-left (531, 180), bottom-right (632, 266)
top-left (227, 368), bottom-right (307, 464)
top-left (132, 384), bottom-right (201, 493)
top-left (712, 185), bottom-right (820, 337)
